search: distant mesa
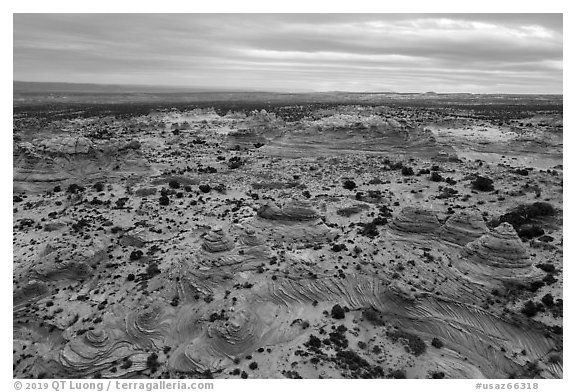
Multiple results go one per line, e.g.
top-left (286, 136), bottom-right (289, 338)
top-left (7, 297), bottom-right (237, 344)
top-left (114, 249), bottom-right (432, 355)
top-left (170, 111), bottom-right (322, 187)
top-left (440, 210), bottom-right (489, 246)
top-left (202, 225), bottom-right (235, 253)
top-left (389, 206), bottom-right (441, 235)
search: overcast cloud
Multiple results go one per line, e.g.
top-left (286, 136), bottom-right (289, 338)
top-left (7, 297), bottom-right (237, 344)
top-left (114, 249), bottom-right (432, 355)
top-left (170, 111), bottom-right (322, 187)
top-left (13, 13), bottom-right (563, 93)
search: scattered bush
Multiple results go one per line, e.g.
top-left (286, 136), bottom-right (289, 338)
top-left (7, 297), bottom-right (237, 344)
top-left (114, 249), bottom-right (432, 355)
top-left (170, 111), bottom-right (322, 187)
top-left (343, 179), bottom-right (357, 191)
top-left (387, 330), bottom-right (427, 356)
top-left (199, 184), bottom-right (212, 193)
top-left (331, 304), bottom-right (346, 319)
top-left (521, 300), bottom-right (544, 317)
top-left (363, 308), bottom-right (385, 326)
top-left (248, 362), bottom-right (258, 370)
top-left (388, 369), bottom-right (406, 379)
top-left (401, 166), bottom-right (414, 176)
top-left (67, 183), bottom-right (85, 194)
top-left (541, 293), bottom-right (555, 307)
top-left (499, 202), bottom-right (555, 229)
top-left (431, 337), bottom-right (444, 349)
top-left (305, 335), bottom-right (322, 349)
top-left (168, 180), bottom-right (180, 189)
top-left (93, 182), bottom-right (105, 192)
top-left (517, 224), bottom-right (545, 239)
top-left (146, 353), bottom-right (160, 373)
top-left (129, 250), bottom-right (143, 261)
top-left (430, 172), bottom-right (443, 182)
top-left (536, 263), bottom-right (555, 273)
top-left (471, 176), bottom-right (494, 192)
top-left (159, 195), bottom-right (169, 206)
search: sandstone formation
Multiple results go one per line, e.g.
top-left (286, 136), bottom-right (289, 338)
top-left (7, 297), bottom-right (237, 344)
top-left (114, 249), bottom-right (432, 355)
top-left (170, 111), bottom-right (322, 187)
top-left (202, 226), bottom-right (235, 253)
top-left (13, 99), bottom-right (563, 380)
top-left (440, 209), bottom-right (489, 245)
top-left (389, 206), bottom-right (441, 235)
top-left (461, 222), bottom-right (531, 269)
top-left (257, 200), bottom-right (319, 221)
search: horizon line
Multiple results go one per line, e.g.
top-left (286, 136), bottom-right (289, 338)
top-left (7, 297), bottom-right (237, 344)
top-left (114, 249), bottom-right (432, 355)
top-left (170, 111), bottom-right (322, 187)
top-left (13, 80), bottom-right (563, 96)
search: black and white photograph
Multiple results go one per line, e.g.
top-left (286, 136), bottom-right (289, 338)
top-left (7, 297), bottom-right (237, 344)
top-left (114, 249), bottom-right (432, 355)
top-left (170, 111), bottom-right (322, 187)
top-left (9, 4), bottom-right (566, 387)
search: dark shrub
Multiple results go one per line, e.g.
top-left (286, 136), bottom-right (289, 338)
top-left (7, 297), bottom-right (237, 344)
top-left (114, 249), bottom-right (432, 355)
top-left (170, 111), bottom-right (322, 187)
top-left (541, 294), bottom-right (555, 307)
top-left (159, 195), bottom-right (169, 206)
top-left (94, 182), bottom-right (105, 192)
top-left (248, 362), bottom-right (258, 370)
top-left (67, 183), bottom-right (85, 194)
top-left (129, 250), bottom-right (143, 261)
top-left (388, 330), bottom-right (427, 356)
top-left (499, 202), bottom-right (555, 229)
top-left (363, 308), bottom-right (385, 326)
top-left (306, 335), bottom-right (322, 349)
top-left (521, 300), bottom-right (541, 317)
top-left (359, 222), bottom-right (379, 238)
top-left (199, 184), bottom-right (212, 193)
top-left (401, 166), bottom-right (414, 176)
top-left (517, 225), bottom-right (545, 239)
top-left (471, 176), bottom-right (494, 192)
top-left (331, 244), bottom-right (347, 252)
top-left (213, 183), bottom-right (226, 193)
top-left (331, 304), bottom-right (346, 319)
top-left (228, 157), bottom-right (244, 169)
top-left (431, 337), bottom-right (444, 348)
top-left (343, 179), bottom-right (357, 191)
top-left (430, 172), bottom-right (443, 182)
top-left (168, 180), bottom-right (180, 189)
top-left (388, 369), bottom-right (406, 379)
top-left (536, 263), bottom-right (555, 273)
top-left (146, 353), bottom-right (159, 373)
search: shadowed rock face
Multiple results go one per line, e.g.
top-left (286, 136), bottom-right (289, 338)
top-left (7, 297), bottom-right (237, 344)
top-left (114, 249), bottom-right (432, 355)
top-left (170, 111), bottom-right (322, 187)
top-left (440, 210), bottom-right (489, 245)
top-left (389, 206), bottom-right (441, 235)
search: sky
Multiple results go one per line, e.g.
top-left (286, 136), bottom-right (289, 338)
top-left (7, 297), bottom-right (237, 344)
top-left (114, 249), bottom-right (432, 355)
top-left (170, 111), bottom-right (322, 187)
top-left (13, 13), bottom-right (563, 93)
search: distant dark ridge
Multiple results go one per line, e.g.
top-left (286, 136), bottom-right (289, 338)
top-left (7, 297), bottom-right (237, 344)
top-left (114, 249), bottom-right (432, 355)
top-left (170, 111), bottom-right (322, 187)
top-left (13, 81), bottom-right (270, 94)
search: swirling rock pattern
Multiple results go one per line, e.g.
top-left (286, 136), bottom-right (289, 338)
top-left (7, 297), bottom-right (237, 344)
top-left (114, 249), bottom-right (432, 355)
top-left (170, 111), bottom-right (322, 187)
top-left (238, 226), bottom-right (265, 246)
top-left (440, 210), bottom-right (489, 245)
top-left (59, 328), bottom-right (143, 377)
top-left (124, 303), bottom-right (170, 350)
